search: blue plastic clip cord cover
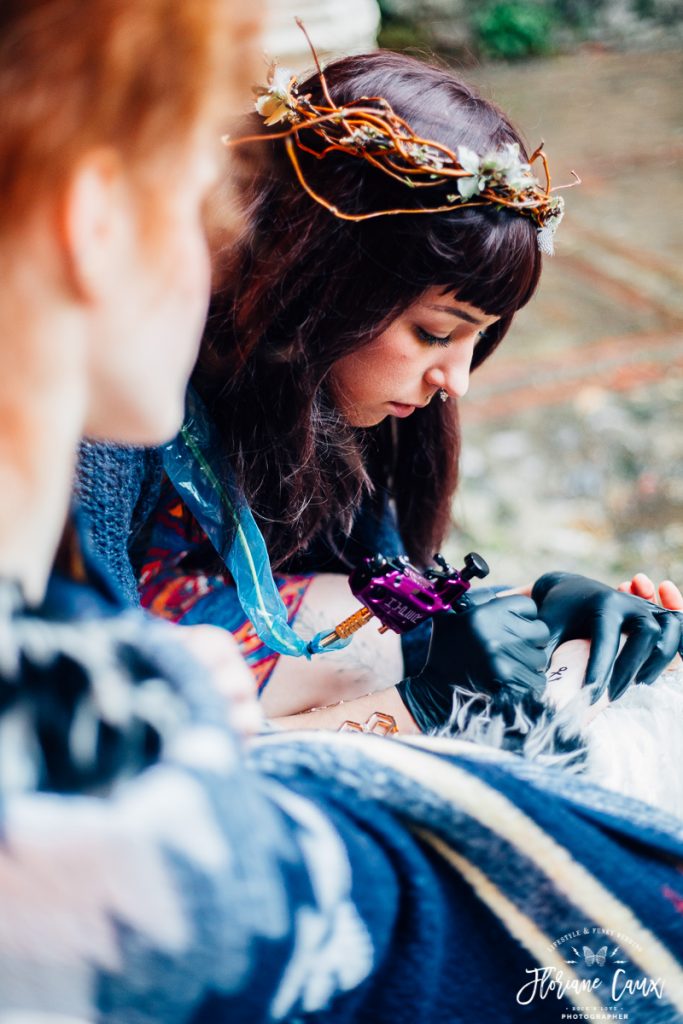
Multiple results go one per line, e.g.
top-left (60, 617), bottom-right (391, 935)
top-left (161, 388), bottom-right (350, 659)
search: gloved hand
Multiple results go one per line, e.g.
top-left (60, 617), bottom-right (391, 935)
top-left (532, 572), bottom-right (682, 702)
top-left (396, 595), bottom-right (550, 733)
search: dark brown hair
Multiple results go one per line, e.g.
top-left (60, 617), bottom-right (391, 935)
top-left (196, 51), bottom-right (542, 568)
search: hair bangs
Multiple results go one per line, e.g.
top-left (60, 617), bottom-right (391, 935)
top-left (411, 204), bottom-right (541, 319)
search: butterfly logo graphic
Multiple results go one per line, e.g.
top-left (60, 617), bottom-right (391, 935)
top-left (583, 946), bottom-right (608, 967)
top-left (566, 943), bottom-right (627, 967)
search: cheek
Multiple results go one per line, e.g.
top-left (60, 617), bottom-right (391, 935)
top-left (331, 353), bottom-right (378, 411)
top-left (119, 225), bottom-right (210, 437)
top-left (333, 337), bottom-right (418, 403)
top-left (144, 221), bottom-right (211, 379)
top-left (165, 224), bottom-right (211, 332)
top-left (329, 345), bottom-right (423, 426)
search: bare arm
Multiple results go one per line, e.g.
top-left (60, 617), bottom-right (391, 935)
top-left (260, 573), bottom-right (404, 717)
top-left (271, 685), bottom-right (420, 734)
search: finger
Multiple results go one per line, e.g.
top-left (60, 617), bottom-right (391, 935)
top-left (608, 616), bottom-right (661, 700)
top-left (636, 612), bottom-right (682, 685)
top-left (494, 594), bottom-right (541, 621)
top-left (504, 638), bottom-right (549, 675)
top-left (617, 581), bottom-right (631, 593)
top-left (629, 573), bottom-right (656, 601)
top-left (659, 580), bottom-right (683, 611)
top-left (583, 612), bottom-right (623, 701)
top-left (504, 615), bottom-right (550, 648)
top-left (229, 698), bottom-right (265, 737)
top-left (464, 585), bottom-right (509, 607)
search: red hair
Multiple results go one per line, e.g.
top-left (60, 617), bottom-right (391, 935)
top-left (0, 0), bottom-right (258, 230)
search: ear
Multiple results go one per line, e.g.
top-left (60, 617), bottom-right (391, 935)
top-left (56, 148), bottom-right (131, 303)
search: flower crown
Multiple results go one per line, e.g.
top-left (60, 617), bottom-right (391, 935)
top-left (225, 21), bottom-right (577, 255)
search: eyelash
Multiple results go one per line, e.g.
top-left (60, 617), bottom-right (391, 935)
top-left (416, 327), bottom-right (487, 348)
top-left (416, 327), bottom-right (451, 347)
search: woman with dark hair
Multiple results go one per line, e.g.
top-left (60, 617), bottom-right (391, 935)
top-left (200, 52), bottom-right (541, 574)
top-left (79, 48), bottom-right (680, 734)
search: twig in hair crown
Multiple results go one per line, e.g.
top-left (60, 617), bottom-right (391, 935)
top-left (224, 19), bottom-right (579, 255)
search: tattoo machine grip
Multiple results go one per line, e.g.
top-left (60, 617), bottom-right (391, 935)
top-left (318, 551), bottom-right (489, 648)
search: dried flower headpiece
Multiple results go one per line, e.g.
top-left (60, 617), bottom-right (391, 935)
top-left (224, 20), bottom-right (578, 255)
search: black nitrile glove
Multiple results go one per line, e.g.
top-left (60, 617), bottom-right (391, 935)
top-left (532, 572), bottom-right (682, 703)
top-left (396, 595), bottom-right (550, 733)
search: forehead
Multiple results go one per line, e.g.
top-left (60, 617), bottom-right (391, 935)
top-left (412, 286), bottom-right (499, 327)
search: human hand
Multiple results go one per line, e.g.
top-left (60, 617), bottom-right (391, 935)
top-left (173, 624), bottom-right (264, 737)
top-left (618, 573), bottom-right (683, 611)
top-left (396, 595), bottom-right (549, 733)
top-left (532, 572), bottom-right (682, 702)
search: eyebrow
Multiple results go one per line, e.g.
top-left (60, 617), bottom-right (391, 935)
top-left (427, 304), bottom-right (485, 326)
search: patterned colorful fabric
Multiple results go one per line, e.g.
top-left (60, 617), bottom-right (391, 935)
top-left (137, 475), bottom-right (314, 691)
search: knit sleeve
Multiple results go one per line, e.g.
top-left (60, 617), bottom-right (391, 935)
top-left (75, 441), bottom-right (164, 605)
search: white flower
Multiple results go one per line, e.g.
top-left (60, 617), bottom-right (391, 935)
top-left (457, 145), bottom-right (481, 174)
top-left (254, 65), bottom-right (299, 126)
top-left (254, 93), bottom-right (290, 126)
top-left (480, 142), bottom-right (535, 193)
top-left (271, 65), bottom-right (296, 100)
top-left (457, 174), bottom-right (482, 200)
top-left (457, 142), bottom-right (539, 200)
top-left (455, 144), bottom-right (482, 198)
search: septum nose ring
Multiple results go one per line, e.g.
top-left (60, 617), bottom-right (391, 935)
top-left (439, 388), bottom-right (449, 402)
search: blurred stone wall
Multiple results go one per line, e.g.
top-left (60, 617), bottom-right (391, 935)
top-left (262, 0), bottom-right (380, 70)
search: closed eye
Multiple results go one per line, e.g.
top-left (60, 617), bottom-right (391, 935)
top-left (416, 326), bottom-right (451, 347)
top-left (416, 326), bottom-right (487, 348)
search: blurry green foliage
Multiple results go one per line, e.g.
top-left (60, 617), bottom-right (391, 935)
top-left (377, 13), bottom-right (433, 52)
top-left (471, 2), bottom-right (555, 59)
top-left (551, 0), bottom-right (605, 28)
top-left (632, 0), bottom-right (681, 23)
top-left (377, 0), bottom-right (681, 60)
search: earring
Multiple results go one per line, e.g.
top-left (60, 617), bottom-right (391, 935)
top-left (439, 389), bottom-right (448, 402)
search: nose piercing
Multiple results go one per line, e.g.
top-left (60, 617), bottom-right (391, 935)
top-left (439, 388), bottom-right (448, 402)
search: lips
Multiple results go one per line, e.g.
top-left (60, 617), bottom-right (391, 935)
top-left (388, 401), bottom-right (417, 417)
top-left (389, 399), bottom-right (432, 413)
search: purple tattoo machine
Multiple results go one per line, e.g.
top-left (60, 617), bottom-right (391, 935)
top-left (318, 551), bottom-right (490, 648)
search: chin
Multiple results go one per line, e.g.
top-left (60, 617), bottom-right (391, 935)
top-left (346, 410), bottom-right (389, 428)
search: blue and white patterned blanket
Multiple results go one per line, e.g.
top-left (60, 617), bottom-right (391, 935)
top-left (0, 565), bottom-right (682, 1022)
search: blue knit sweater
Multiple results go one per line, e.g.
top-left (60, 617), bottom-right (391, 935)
top-left (76, 440), bottom-right (164, 605)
